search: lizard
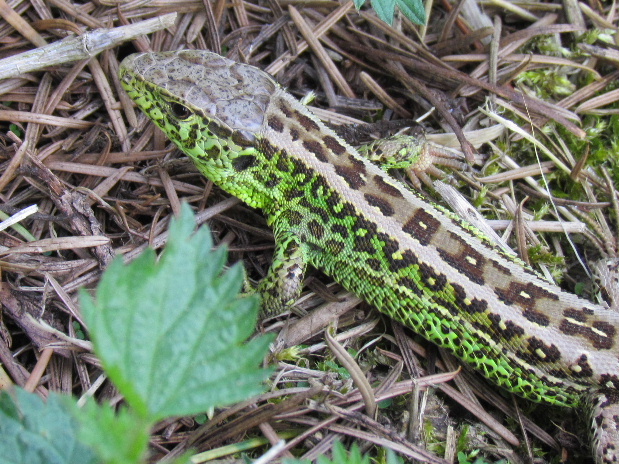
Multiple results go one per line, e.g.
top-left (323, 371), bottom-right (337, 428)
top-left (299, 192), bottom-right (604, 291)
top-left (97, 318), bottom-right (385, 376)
top-left (118, 49), bottom-right (619, 463)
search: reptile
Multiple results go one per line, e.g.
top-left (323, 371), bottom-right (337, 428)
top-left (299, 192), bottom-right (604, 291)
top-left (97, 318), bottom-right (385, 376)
top-left (119, 50), bottom-right (619, 463)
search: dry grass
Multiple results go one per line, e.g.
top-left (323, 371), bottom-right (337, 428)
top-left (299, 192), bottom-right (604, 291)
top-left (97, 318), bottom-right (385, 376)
top-left (1, 0), bottom-right (618, 462)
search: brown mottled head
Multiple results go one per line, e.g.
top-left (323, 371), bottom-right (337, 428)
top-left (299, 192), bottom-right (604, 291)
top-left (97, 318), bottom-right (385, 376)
top-left (119, 50), bottom-right (290, 209)
top-left (119, 50), bottom-right (278, 145)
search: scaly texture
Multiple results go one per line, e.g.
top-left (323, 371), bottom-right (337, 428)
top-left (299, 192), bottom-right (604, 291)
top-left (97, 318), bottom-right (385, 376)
top-left (119, 50), bottom-right (619, 463)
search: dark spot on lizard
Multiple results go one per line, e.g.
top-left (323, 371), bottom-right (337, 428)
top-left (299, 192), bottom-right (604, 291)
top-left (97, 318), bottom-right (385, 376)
top-left (365, 193), bottom-right (395, 217)
top-left (265, 175), bottom-right (281, 188)
top-left (334, 164), bottom-right (366, 190)
top-left (373, 175), bottom-right (404, 199)
top-left (206, 145), bottom-right (221, 158)
top-left (259, 139), bottom-right (280, 157)
top-left (294, 110), bottom-right (320, 131)
top-left (451, 283), bottom-right (467, 303)
top-left (437, 233), bottom-right (487, 286)
top-left (502, 320), bottom-right (525, 339)
top-left (302, 139), bottom-right (328, 162)
top-left (331, 201), bottom-right (357, 220)
top-left (396, 276), bottom-right (425, 296)
top-left (331, 223), bottom-right (350, 239)
top-left (308, 219), bottom-right (325, 239)
top-left (287, 211), bottom-right (303, 226)
top-left (522, 309), bottom-right (551, 327)
top-left (323, 135), bottom-right (347, 155)
top-left (276, 156), bottom-right (290, 172)
top-left (353, 234), bottom-right (376, 255)
top-left (402, 209), bottom-right (441, 246)
top-left (232, 130), bottom-right (254, 146)
top-left (463, 297), bottom-right (488, 314)
top-left (376, 232), bottom-right (399, 256)
top-left (268, 115), bottom-right (285, 133)
top-left (326, 239), bottom-right (346, 254)
top-left (279, 102), bottom-right (293, 117)
top-left (600, 374), bottom-right (619, 390)
top-left (548, 369), bottom-right (569, 379)
top-left (435, 297), bottom-right (460, 317)
top-left (495, 281), bottom-right (559, 309)
top-left (419, 262), bottom-right (448, 291)
top-left (527, 337), bottom-right (562, 362)
top-left (208, 121), bottom-right (233, 138)
top-left (559, 319), bottom-right (616, 350)
top-left (285, 188), bottom-right (305, 200)
top-left (564, 307), bottom-right (588, 323)
top-left (232, 155), bottom-right (256, 171)
top-left (387, 249), bottom-right (418, 272)
top-left (366, 258), bottom-right (382, 271)
top-left (490, 259), bottom-right (512, 277)
top-left (299, 198), bottom-right (330, 223)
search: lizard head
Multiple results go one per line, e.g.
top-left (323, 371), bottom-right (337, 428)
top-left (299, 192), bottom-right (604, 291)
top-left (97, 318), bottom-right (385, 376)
top-left (119, 50), bottom-right (281, 205)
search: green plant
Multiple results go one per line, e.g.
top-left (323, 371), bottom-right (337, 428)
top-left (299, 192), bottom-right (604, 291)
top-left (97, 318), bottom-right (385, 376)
top-left (286, 441), bottom-right (405, 464)
top-left (0, 204), bottom-right (273, 463)
top-left (354, 0), bottom-right (426, 25)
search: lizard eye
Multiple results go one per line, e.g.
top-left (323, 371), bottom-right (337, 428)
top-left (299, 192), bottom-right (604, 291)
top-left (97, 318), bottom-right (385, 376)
top-left (171, 103), bottom-right (192, 119)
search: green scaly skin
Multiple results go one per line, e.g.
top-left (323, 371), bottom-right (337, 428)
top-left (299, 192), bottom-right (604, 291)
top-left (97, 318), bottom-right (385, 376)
top-left (119, 50), bottom-right (619, 463)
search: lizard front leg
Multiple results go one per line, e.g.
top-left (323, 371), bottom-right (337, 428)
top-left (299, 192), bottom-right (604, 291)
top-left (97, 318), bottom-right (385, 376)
top-left (257, 229), bottom-right (309, 318)
top-left (357, 135), bottom-right (467, 189)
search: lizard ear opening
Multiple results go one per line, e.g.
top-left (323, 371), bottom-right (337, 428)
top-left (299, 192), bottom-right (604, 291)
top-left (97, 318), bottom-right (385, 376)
top-left (171, 103), bottom-right (192, 120)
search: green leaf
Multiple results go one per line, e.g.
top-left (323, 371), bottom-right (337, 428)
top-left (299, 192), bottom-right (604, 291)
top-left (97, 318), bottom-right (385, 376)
top-left (386, 448), bottom-right (405, 464)
top-left (284, 442), bottom-right (401, 464)
top-left (73, 400), bottom-right (150, 464)
top-left (354, 0), bottom-right (426, 25)
top-left (0, 388), bottom-right (98, 464)
top-left (395, 0), bottom-right (426, 24)
top-left (81, 204), bottom-right (273, 422)
top-left (328, 442), bottom-right (368, 464)
top-left (9, 123), bottom-right (23, 138)
top-left (371, 0), bottom-right (396, 24)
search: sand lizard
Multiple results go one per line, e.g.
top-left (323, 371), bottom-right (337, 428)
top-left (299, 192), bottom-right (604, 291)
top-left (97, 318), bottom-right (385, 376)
top-left (119, 50), bottom-right (619, 463)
